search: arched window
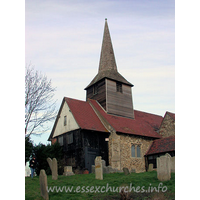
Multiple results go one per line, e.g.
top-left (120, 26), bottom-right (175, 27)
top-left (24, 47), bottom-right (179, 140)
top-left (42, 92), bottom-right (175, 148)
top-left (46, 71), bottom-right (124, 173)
top-left (131, 144), bottom-right (135, 157)
top-left (137, 145), bottom-right (141, 157)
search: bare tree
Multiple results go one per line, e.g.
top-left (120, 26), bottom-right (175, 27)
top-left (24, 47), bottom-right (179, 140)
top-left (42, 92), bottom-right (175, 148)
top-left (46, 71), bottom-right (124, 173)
top-left (25, 65), bottom-right (57, 138)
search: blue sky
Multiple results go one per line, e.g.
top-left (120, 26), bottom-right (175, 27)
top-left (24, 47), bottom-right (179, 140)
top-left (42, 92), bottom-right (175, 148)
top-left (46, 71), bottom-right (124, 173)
top-left (25, 0), bottom-right (175, 145)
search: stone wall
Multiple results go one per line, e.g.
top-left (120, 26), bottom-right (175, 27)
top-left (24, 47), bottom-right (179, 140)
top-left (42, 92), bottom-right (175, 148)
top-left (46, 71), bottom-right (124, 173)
top-left (120, 134), bottom-right (154, 172)
top-left (108, 130), bottom-right (121, 170)
top-left (159, 114), bottom-right (175, 138)
top-left (109, 133), bottom-right (154, 173)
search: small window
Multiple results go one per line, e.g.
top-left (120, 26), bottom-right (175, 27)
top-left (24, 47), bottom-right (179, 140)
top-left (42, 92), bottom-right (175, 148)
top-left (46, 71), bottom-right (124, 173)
top-left (93, 84), bottom-right (98, 95)
top-left (58, 135), bottom-right (63, 146)
top-left (64, 116), bottom-right (67, 126)
top-left (131, 145), bottom-right (135, 157)
top-left (66, 133), bottom-right (73, 144)
top-left (116, 82), bottom-right (122, 93)
top-left (137, 145), bottom-right (141, 157)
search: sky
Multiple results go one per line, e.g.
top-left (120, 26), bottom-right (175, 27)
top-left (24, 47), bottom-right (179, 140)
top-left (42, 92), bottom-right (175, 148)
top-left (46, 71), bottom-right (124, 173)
top-left (25, 0), bottom-right (175, 145)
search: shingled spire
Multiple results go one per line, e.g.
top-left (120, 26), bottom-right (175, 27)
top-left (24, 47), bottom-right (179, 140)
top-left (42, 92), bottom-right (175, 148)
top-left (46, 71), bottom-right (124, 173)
top-left (85, 19), bottom-right (133, 89)
top-left (99, 18), bottom-right (117, 72)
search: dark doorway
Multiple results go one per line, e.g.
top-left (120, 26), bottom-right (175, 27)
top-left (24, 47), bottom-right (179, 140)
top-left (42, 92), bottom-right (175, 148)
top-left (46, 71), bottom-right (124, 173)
top-left (85, 147), bottom-right (99, 173)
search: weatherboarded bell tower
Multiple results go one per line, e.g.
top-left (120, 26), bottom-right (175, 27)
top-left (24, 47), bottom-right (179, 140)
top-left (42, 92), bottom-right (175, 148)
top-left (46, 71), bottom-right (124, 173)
top-left (85, 19), bottom-right (134, 119)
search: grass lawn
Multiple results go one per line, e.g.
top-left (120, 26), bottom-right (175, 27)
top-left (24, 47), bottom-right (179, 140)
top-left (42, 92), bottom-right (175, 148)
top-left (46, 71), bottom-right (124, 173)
top-left (25, 171), bottom-right (175, 200)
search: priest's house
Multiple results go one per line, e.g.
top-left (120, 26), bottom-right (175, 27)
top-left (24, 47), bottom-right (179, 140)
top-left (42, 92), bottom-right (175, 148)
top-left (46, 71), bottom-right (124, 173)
top-left (48, 19), bottom-right (175, 173)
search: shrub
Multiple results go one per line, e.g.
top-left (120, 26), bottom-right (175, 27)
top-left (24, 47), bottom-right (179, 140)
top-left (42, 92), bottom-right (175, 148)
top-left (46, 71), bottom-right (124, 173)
top-left (33, 142), bottom-right (64, 175)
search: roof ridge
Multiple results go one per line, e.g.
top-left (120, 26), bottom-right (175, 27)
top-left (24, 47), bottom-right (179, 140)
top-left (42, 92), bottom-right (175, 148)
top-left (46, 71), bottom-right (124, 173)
top-left (88, 99), bottom-right (115, 134)
top-left (64, 96), bottom-right (84, 102)
top-left (134, 109), bottom-right (163, 118)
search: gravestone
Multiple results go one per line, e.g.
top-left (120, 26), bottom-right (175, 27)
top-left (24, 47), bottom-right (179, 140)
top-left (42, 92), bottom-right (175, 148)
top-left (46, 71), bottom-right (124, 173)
top-left (101, 160), bottom-right (109, 174)
top-left (102, 160), bottom-right (106, 168)
top-left (123, 167), bottom-right (130, 175)
top-left (107, 166), bottom-right (113, 173)
top-left (95, 156), bottom-right (103, 180)
top-left (157, 153), bottom-right (171, 181)
top-left (103, 166), bottom-right (109, 174)
top-left (47, 157), bottom-right (58, 180)
top-left (25, 161), bottom-right (31, 177)
top-left (63, 166), bottom-right (75, 176)
top-left (39, 169), bottom-right (49, 200)
top-left (148, 163), bottom-right (153, 172)
top-left (171, 156), bottom-right (175, 173)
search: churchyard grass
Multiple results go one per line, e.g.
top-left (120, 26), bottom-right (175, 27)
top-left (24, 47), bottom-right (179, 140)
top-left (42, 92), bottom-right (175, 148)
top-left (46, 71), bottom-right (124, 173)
top-left (25, 171), bottom-right (175, 200)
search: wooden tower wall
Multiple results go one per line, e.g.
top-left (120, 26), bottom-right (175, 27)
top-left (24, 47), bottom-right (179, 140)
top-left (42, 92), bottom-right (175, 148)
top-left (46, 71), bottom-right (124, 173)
top-left (86, 79), bottom-right (106, 110)
top-left (106, 79), bottom-right (134, 118)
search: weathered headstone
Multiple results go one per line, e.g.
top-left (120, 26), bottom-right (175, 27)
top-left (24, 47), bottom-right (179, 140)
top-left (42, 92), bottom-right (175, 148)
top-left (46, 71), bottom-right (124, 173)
top-left (63, 166), bottom-right (75, 176)
top-left (123, 167), bottom-right (130, 175)
top-left (107, 166), bottom-right (113, 173)
top-left (101, 160), bottom-right (109, 174)
top-left (103, 166), bottom-right (109, 174)
top-left (64, 166), bottom-right (72, 173)
top-left (95, 156), bottom-right (103, 180)
top-left (39, 169), bottom-right (49, 200)
top-left (47, 157), bottom-right (58, 180)
top-left (25, 161), bottom-right (31, 177)
top-left (157, 153), bottom-right (171, 181)
top-left (171, 156), bottom-right (175, 173)
top-left (102, 160), bottom-right (106, 168)
top-left (148, 163), bottom-right (153, 172)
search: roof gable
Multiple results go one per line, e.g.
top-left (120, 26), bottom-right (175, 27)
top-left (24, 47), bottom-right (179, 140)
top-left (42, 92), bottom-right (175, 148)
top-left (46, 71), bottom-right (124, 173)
top-left (52, 100), bottom-right (80, 138)
top-left (65, 97), bottom-right (108, 133)
top-left (48, 97), bottom-right (108, 141)
top-left (158, 111), bottom-right (175, 131)
top-left (166, 111), bottom-right (175, 121)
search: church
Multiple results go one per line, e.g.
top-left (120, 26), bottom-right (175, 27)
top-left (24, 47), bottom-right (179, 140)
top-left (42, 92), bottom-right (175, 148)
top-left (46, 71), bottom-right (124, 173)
top-left (48, 19), bottom-right (175, 173)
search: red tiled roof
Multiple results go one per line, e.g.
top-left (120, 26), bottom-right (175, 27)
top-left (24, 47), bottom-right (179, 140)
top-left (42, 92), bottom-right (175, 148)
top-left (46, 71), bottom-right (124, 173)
top-left (49, 97), bottom-right (164, 140)
top-left (65, 97), bottom-right (108, 133)
top-left (145, 135), bottom-right (175, 155)
top-left (89, 99), bottom-right (163, 139)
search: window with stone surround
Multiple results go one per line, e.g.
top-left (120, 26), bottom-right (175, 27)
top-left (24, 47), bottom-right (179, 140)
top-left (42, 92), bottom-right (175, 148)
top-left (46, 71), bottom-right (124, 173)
top-left (131, 144), bottom-right (141, 158)
top-left (131, 144), bottom-right (135, 157)
top-left (137, 145), bottom-right (141, 157)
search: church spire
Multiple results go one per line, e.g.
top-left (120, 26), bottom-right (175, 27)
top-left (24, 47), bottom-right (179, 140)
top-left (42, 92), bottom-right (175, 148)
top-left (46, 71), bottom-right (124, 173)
top-left (99, 19), bottom-right (117, 72)
top-left (85, 19), bottom-right (133, 90)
